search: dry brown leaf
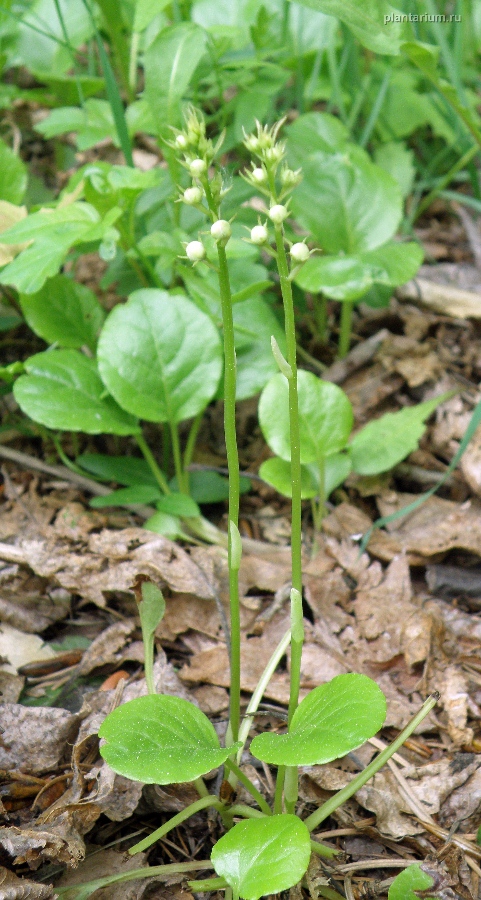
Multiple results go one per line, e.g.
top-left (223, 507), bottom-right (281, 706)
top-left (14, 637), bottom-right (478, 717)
top-left (0, 812), bottom-right (85, 869)
top-left (0, 705), bottom-right (80, 774)
top-left (377, 334), bottom-right (442, 387)
top-left (0, 593), bottom-right (68, 634)
top-left (54, 849), bottom-right (151, 900)
top-left (77, 621), bottom-right (136, 676)
top-left (0, 866), bottom-right (54, 899)
top-left (0, 624), bottom-right (56, 674)
top-left (438, 666), bottom-right (474, 747)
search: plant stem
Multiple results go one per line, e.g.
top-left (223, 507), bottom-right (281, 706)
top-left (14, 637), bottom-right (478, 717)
top-left (338, 300), bottom-right (354, 358)
top-left (170, 420), bottom-right (187, 493)
top-left (274, 223), bottom-right (304, 812)
top-left (55, 862), bottom-right (214, 897)
top-left (237, 628), bottom-right (292, 750)
top-left (303, 693), bottom-right (439, 833)
top-left (135, 434), bottom-right (171, 494)
top-left (273, 766), bottom-right (285, 814)
top-left (129, 795), bottom-right (223, 855)
top-left (183, 411), bottom-right (203, 491)
top-left (412, 142), bottom-right (478, 222)
top-left (223, 759), bottom-right (272, 816)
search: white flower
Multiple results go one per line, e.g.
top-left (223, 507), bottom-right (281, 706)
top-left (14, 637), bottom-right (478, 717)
top-left (290, 242), bottom-right (310, 262)
top-left (211, 219), bottom-right (232, 243)
top-left (183, 186), bottom-right (203, 205)
top-left (268, 204), bottom-right (288, 225)
top-left (175, 134), bottom-right (188, 149)
top-left (186, 240), bottom-right (206, 262)
top-left (251, 167), bottom-right (267, 184)
top-left (189, 158), bottom-right (207, 177)
top-left (250, 224), bottom-right (269, 245)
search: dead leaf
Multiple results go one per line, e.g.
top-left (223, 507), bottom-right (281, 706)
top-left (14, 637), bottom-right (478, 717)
top-left (439, 666), bottom-right (474, 747)
top-left (0, 812), bottom-right (85, 869)
top-left (0, 625), bottom-right (56, 674)
top-left (0, 705), bottom-right (80, 774)
top-left (54, 849), bottom-right (151, 900)
top-left (0, 865), bottom-right (54, 899)
top-left (77, 621), bottom-right (136, 676)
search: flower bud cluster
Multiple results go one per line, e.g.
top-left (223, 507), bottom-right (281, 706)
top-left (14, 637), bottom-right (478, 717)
top-left (242, 118), bottom-right (302, 203)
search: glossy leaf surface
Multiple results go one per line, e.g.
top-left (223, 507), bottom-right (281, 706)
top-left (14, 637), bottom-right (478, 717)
top-left (211, 815), bottom-right (311, 900)
top-left (388, 864), bottom-right (436, 900)
top-left (19, 275), bottom-right (106, 351)
top-left (250, 673), bottom-right (386, 766)
top-left (99, 694), bottom-right (240, 784)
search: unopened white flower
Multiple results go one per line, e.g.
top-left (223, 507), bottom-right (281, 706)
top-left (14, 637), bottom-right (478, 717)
top-left (250, 224), bottom-right (269, 245)
top-left (251, 167), bottom-right (267, 185)
top-left (183, 186), bottom-right (203, 205)
top-left (189, 158), bottom-right (207, 177)
top-left (290, 242), bottom-right (309, 262)
top-left (268, 204), bottom-right (288, 225)
top-left (175, 134), bottom-right (188, 149)
top-left (211, 219), bottom-right (231, 243)
top-left (186, 240), bottom-right (206, 262)
top-left (264, 144), bottom-right (284, 164)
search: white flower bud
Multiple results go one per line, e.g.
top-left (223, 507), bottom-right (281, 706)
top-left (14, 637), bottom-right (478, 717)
top-left (186, 240), bottom-right (206, 262)
top-left (183, 186), bottom-right (203, 205)
top-left (268, 204), bottom-right (288, 225)
top-left (290, 242), bottom-right (310, 262)
top-left (211, 219), bottom-right (231, 243)
top-left (175, 134), bottom-right (188, 149)
top-left (264, 145), bottom-right (284, 163)
top-left (250, 224), bottom-right (269, 245)
top-left (251, 167), bottom-right (267, 184)
top-left (189, 158), bottom-right (207, 177)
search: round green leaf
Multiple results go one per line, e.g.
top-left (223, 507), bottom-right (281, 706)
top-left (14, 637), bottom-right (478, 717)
top-left (233, 297), bottom-right (287, 400)
top-left (260, 458), bottom-right (319, 499)
top-left (13, 350), bottom-right (139, 435)
top-left (287, 111), bottom-right (348, 168)
top-left (211, 815), bottom-right (311, 900)
top-left (99, 694), bottom-right (240, 784)
top-left (250, 673), bottom-right (386, 766)
top-left (291, 152), bottom-right (402, 254)
top-left (19, 274), bottom-right (106, 351)
top-left (258, 370), bottom-right (353, 464)
top-left (97, 290), bottom-right (222, 423)
top-left (388, 864), bottom-right (437, 900)
top-left (156, 492), bottom-right (200, 517)
top-left (295, 255), bottom-right (375, 301)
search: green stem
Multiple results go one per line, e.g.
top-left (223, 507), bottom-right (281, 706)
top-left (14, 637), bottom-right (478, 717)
top-left (135, 434), bottom-right (171, 494)
top-left (170, 420), bottom-right (187, 494)
top-left (188, 877), bottom-right (228, 892)
top-left (228, 805), bottom-right (267, 820)
top-left (412, 142), bottom-right (478, 222)
top-left (55, 862), bottom-right (214, 897)
top-left (129, 795), bottom-right (223, 855)
top-left (183, 411), bottom-right (203, 491)
top-left (273, 766), bottom-right (285, 815)
top-left (223, 759), bottom-right (272, 816)
top-left (129, 30), bottom-right (140, 95)
top-left (237, 629), bottom-right (292, 750)
top-left (338, 300), bottom-right (354, 359)
top-left (303, 693), bottom-right (439, 833)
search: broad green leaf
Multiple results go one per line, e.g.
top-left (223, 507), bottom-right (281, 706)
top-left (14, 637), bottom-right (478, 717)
top-left (0, 139), bottom-right (27, 204)
top-left (156, 493), bottom-right (200, 518)
top-left (291, 152), bottom-right (402, 254)
top-left (374, 142), bottom-right (415, 198)
top-left (258, 371), bottom-right (353, 464)
top-left (19, 275), bottom-right (106, 351)
top-left (143, 511), bottom-right (188, 539)
top-left (350, 393), bottom-right (450, 476)
top-left (211, 815), bottom-right (311, 900)
top-left (99, 694), bottom-right (240, 783)
top-left (15, 0), bottom-right (94, 76)
top-left (360, 241), bottom-right (423, 285)
top-left (77, 453), bottom-right (157, 486)
top-left (295, 256), bottom-right (375, 302)
top-left (0, 201), bottom-right (27, 267)
top-left (35, 100), bottom-right (119, 151)
top-left (90, 484), bottom-right (162, 507)
top-left (287, 112), bottom-right (349, 168)
top-left (388, 864), bottom-right (437, 900)
top-left (250, 673), bottom-right (386, 766)
top-left (323, 452), bottom-right (352, 495)
top-left (260, 458), bottom-right (319, 499)
top-left (144, 23), bottom-right (207, 133)
top-left (97, 289), bottom-right (222, 424)
top-left (13, 350), bottom-right (139, 435)
top-left (134, 0), bottom-right (172, 31)
top-left (289, 0), bottom-right (408, 55)
top-left (0, 202), bottom-right (102, 293)
top-left (39, 74), bottom-right (105, 105)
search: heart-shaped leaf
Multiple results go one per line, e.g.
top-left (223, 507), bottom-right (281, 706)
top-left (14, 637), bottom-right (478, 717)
top-left (97, 289), bottom-right (222, 424)
top-left (13, 350), bottom-right (139, 435)
top-left (259, 370), bottom-right (353, 464)
top-left (350, 393), bottom-right (450, 476)
top-left (250, 673), bottom-right (386, 766)
top-left (99, 694), bottom-right (240, 784)
top-left (211, 815), bottom-right (311, 900)
top-left (259, 458), bottom-right (319, 499)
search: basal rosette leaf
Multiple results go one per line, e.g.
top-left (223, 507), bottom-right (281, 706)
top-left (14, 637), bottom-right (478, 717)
top-left (99, 694), bottom-right (241, 784)
top-left (250, 673), bottom-right (386, 766)
top-left (211, 815), bottom-right (311, 900)
top-left (388, 864), bottom-right (437, 900)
